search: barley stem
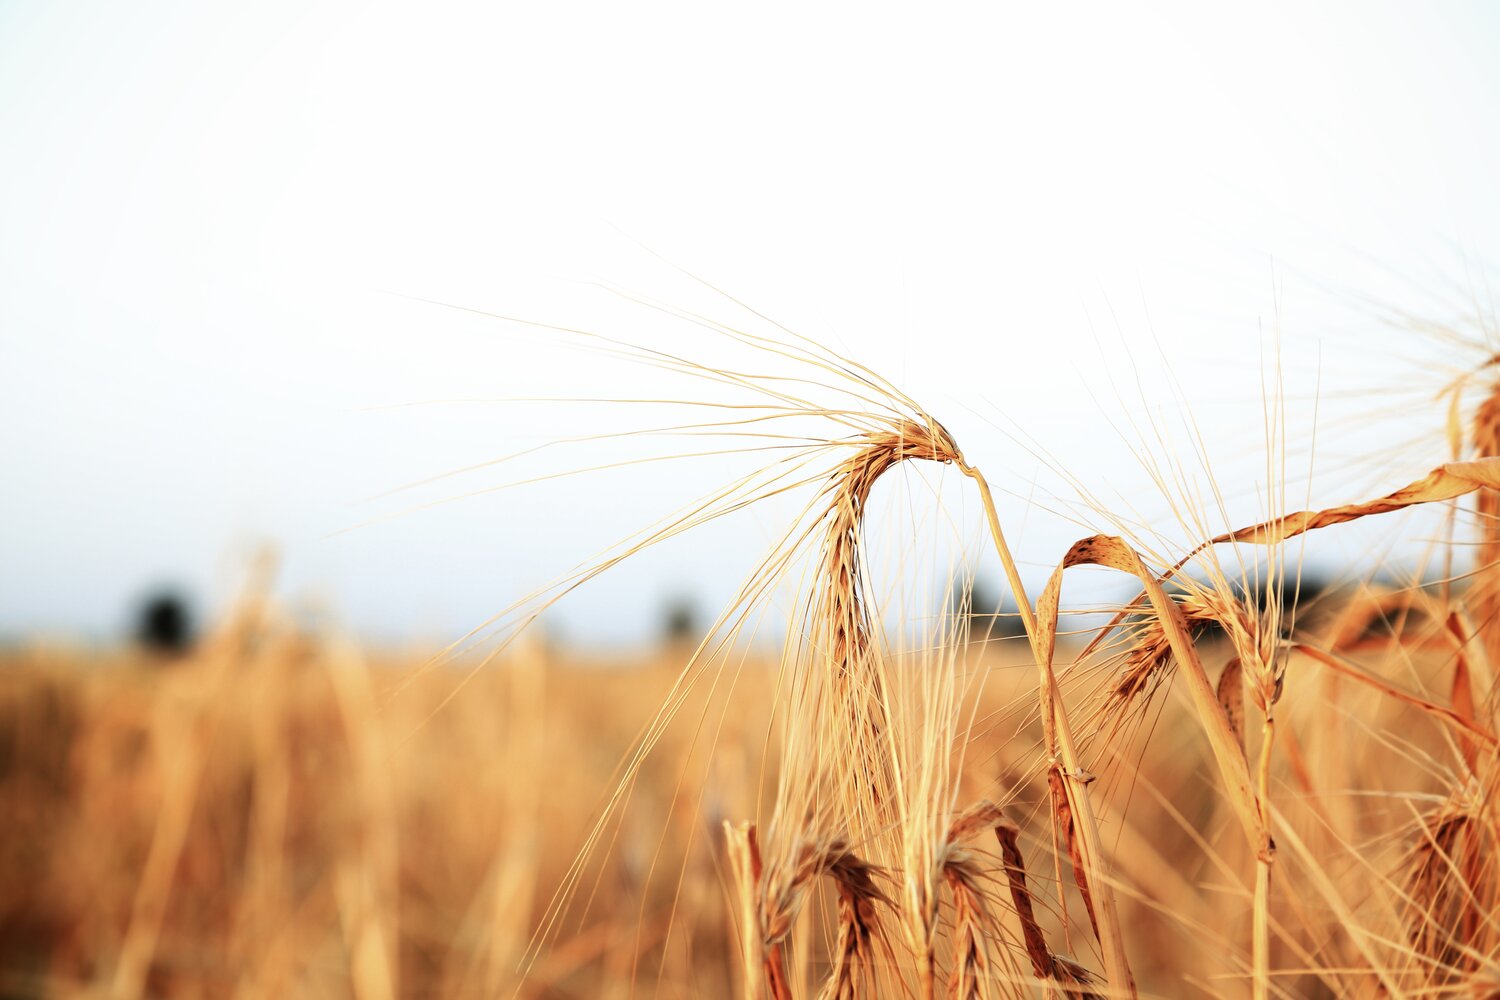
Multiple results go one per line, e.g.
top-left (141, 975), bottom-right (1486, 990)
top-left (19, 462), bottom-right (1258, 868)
top-left (961, 464), bottom-right (1137, 998)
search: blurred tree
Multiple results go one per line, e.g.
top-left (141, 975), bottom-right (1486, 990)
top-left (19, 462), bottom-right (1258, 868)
top-left (952, 575), bottom-right (1027, 640)
top-left (135, 590), bottom-right (194, 654)
top-left (661, 594), bottom-right (700, 645)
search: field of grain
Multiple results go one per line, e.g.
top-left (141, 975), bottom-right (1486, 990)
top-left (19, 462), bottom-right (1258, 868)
top-left (5, 330), bottom-right (1500, 1000)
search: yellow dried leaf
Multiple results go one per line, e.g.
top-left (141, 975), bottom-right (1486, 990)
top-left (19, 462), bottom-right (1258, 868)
top-left (1217, 657), bottom-right (1246, 755)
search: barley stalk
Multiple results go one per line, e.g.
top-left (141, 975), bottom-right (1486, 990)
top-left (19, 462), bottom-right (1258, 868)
top-left (813, 419), bottom-right (962, 833)
top-left (962, 466), bottom-right (1138, 998)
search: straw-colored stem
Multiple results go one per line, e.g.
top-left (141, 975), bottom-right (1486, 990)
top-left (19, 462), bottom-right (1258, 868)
top-left (920, 956), bottom-right (937, 1000)
top-left (963, 464), bottom-right (1039, 641)
top-left (724, 822), bottom-right (766, 1000)
top-left (1253, 859), bottom-right (1271, 1000)
top-left (1252, 712), bottom-right (1275, 1000)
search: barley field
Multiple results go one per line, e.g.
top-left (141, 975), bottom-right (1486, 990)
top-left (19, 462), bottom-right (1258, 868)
top-left (6, 1), bottom-right (1499, 997)
top-left (5, 317), bottom-right (1500, 1000)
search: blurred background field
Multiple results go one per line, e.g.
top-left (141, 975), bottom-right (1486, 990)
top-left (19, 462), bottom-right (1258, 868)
top-left (0, 572), bottom-right (1485, 998)
top-left (0, 589), bottom-right (763, 999)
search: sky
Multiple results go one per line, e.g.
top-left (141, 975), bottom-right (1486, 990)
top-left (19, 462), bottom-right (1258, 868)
top-left (4, 1), bottom-right (1500, 645)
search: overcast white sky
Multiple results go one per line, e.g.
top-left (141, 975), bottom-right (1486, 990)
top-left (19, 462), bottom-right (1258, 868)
top-left (4, 1), bottom-right (1500, 644)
